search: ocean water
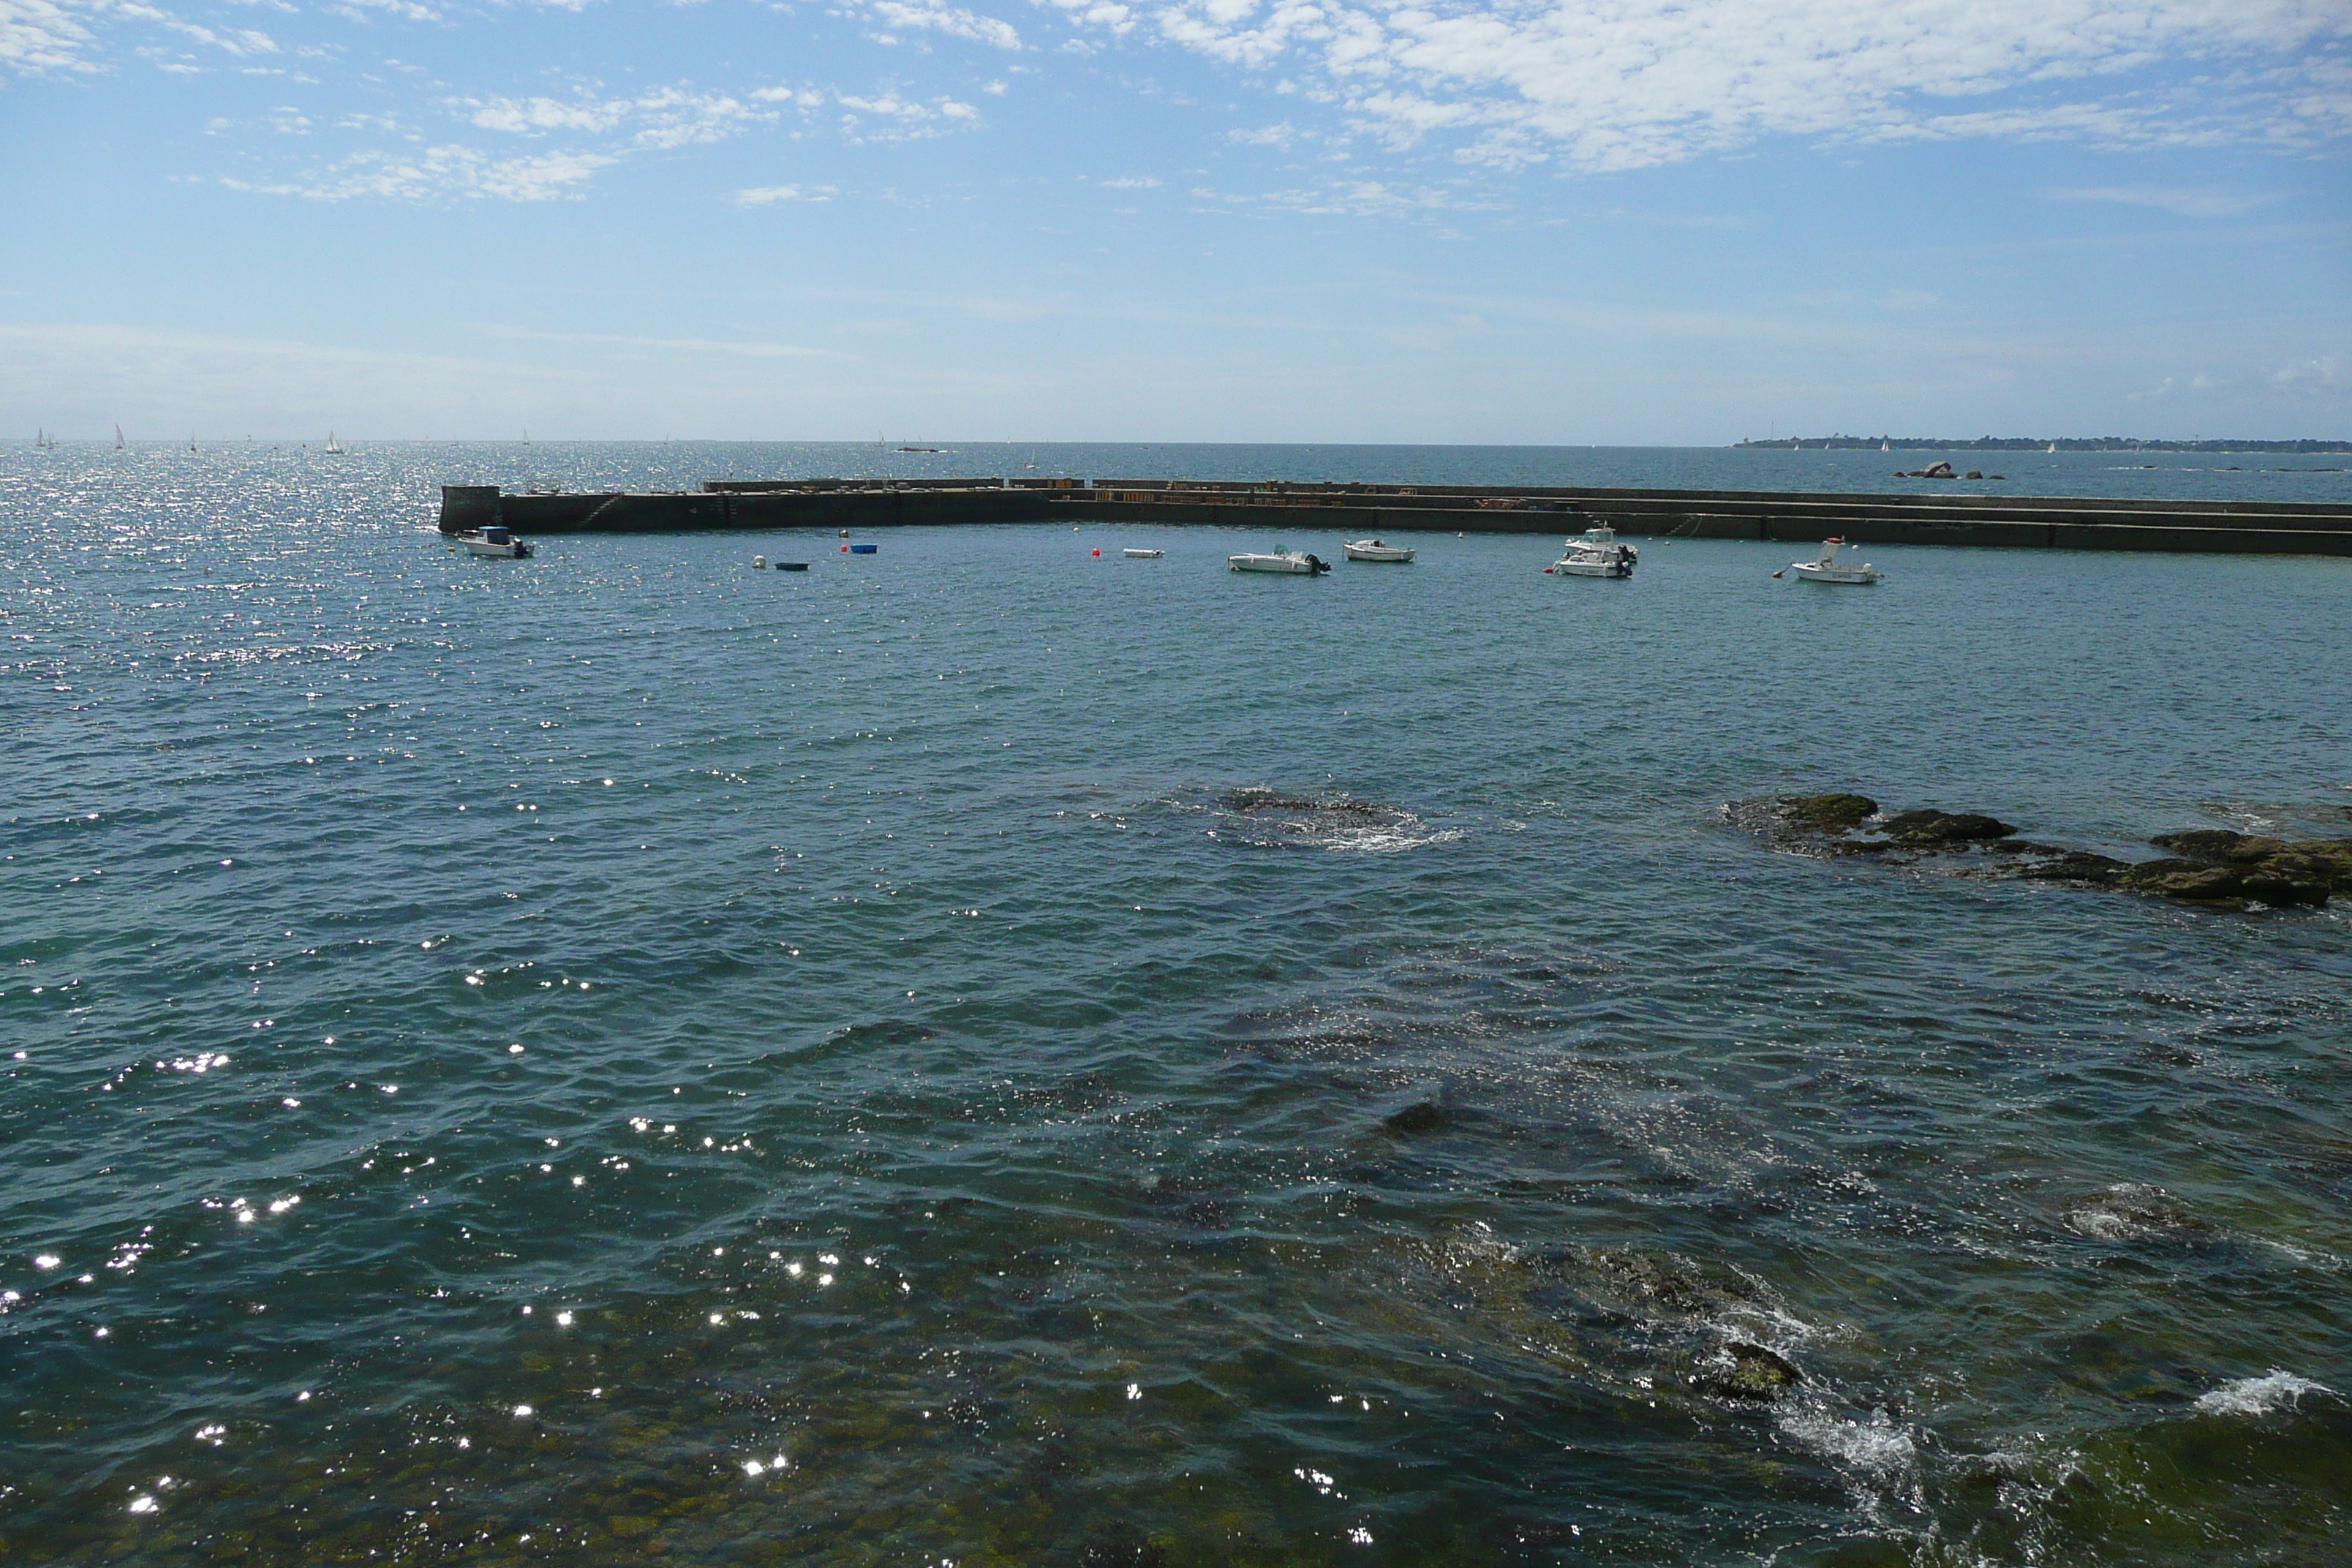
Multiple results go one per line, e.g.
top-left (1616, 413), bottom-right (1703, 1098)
top-left (4, 443), bottom-right (2351, 1567)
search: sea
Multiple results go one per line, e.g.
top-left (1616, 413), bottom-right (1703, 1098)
top-left (4, 441), bottom-right (2350, 1567)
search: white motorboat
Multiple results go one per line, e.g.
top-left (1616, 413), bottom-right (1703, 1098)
top-left (1228, 549), bottom-right (1330, 575)
top-left (1343, 538), bottom-right (1414, 562)
top-left (456, 525), bottom-right (533, 559)
top-left (1123, 547), bottom-right (1164, 559)
top-left (1545, 524), bottom-right (1637, 578)
top-left (1781, 538), bottom-right (1881, 584)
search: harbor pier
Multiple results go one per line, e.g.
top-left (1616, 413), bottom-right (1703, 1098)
top-left (440, 479), bottom-right (2352, 557)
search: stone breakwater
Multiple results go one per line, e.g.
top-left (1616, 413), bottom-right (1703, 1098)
top-left (439, 479), bottom-right (2352, 556)
top-left (1747, 794), bottom-right (2352, 909)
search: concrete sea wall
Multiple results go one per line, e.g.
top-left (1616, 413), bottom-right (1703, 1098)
top-left (440, 480), bottom-right (2352, 557)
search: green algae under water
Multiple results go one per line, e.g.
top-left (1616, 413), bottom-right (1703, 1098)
top-left (4, 445), bottom-right (2351, 1565)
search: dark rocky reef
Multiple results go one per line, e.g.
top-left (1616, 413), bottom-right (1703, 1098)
top-left (1756, 795), bottom-right (2352, 910)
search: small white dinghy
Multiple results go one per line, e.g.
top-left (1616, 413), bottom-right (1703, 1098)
top-left (1545, 524), bottom-right (1637, 578)
top-left (1228, 548), bottom-right (1330, 575)
top-left (1343, 538), bottom-right (1414, 562)
top-left (1123, 547), bottom-right (1164, 559)
top-left (1779, 538), bottom-right (1882, 584)
top-left (457, 525), bottom-right (533, 559)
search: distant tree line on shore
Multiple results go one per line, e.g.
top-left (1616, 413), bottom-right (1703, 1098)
top-left (1734, 436), bottom-right (2351, 453)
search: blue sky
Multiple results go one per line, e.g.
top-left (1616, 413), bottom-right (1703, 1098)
top-left (1, 0), bottom-right (2347, 441)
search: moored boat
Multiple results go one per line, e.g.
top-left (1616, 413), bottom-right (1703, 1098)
top-left (457, 525), bottom-right (533, 559)
top-left (1228, 549), bottom-right (1330, 575)
top-left (1780, 538), bottom-right (1882, 584)
top-left (1545, 524), bottom-right (1637, 578)
top-left (1123, 547), bottom-right (1164, 559)
top-left (1343, 538), bottom-right (1414, 562)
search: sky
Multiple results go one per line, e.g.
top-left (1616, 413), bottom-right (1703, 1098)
top-left (1, 0), bottom-right (2348, 442)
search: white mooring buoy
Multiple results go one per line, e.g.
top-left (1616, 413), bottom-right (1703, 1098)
top-left (753, 555), bottom-right (768, 569)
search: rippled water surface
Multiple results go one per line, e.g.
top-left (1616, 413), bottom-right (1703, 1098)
top-left (5, 445), bottom-right (2351, 1566)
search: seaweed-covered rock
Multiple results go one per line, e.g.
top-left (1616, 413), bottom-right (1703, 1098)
top-left (1691, 1341), bottom-right (1803, 1401)
top-left (1741, 790), bottom-right (2348, 909)
top-left (1880, 809), bottom-right (2017, 845)
top-left (1776, 794), bottom-right (1879, 834)
top-left (2149, 829), bottom-right (2290, 863)
top-left (2122, 857), bottom-right (2331, 908)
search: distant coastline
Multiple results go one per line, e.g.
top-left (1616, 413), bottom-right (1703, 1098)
top-left (1735, 436), bottom-right (2351, 453)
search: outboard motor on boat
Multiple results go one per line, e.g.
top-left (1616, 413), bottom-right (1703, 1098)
top-left (1305, 554), bottom-right (1330, 574)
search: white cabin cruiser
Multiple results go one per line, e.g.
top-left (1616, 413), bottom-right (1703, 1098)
top-left (1545, 524), bottom-right (1637, 578)
top-left (1343, 538), bottom-right (1414, 562)
top-left (1782, 538), bottom-right (1881, 584)
top-left (1228, 548), bottom-right (1330, 575)
top-left (457, 524), bottom-right (533, 559)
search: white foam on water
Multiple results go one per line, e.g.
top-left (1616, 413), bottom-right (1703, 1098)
top-left (1776, 1402), bottom-right (1929, 1523)
top-left (1779, 1404), bottom-right (1918, 1486)
top-left (2194, 1371), bottom-right (2334, 1417)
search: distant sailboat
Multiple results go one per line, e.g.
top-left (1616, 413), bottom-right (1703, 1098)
top-left (116, 425), bottom-right (126, 450)
top-left (1880, 440), bottom-right (1889, 451)
top-left (189, 434), bottom-right (198, 452)
top-left (2046, 441), bottom-right (2059, 454)
top-left (325, 431), bottom-right (346, 455)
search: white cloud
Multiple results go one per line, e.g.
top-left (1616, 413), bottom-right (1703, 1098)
top-left (2046, 184), bottom-right (2284, 219)
top-left (862, 0), bottom-right (1021, 50)
top-left (1047, 0), bottom-right (2352, 168)
top-left (735, 182), bottom-right (839, 204)
top-left (0, 0), bottom-right (96, 72)
top-left (226, 143), bottom-right (619, 200)
top-left (832, 90), bottom-right (984, 138)
top-left (472, 325), bottom-right (855, 358)
top-left (464, 87), bottom-right (763, 149)
top-left (1099, 173), bottom-right (1160, 186)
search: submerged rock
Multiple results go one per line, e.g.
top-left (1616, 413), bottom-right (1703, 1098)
top-left (1775, 793), bottom-right (1880, 834)
top-left (1579, 1248), bottom-right (1756, 1316)
top-left (2062, 1183), bottom-right (2222, 1243)
top-left (1994, 843), bottom-right (2133, 886)
top-left (1692, 1340), bottom-right (1803, 1401)
top-left (1226, 786), bottom-right (1380, 818)
top-left (1379, 1097), bottom-right (1449, 1136)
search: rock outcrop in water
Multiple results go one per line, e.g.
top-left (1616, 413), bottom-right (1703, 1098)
top-left (1751, 795), bottom-right (2352, 909)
